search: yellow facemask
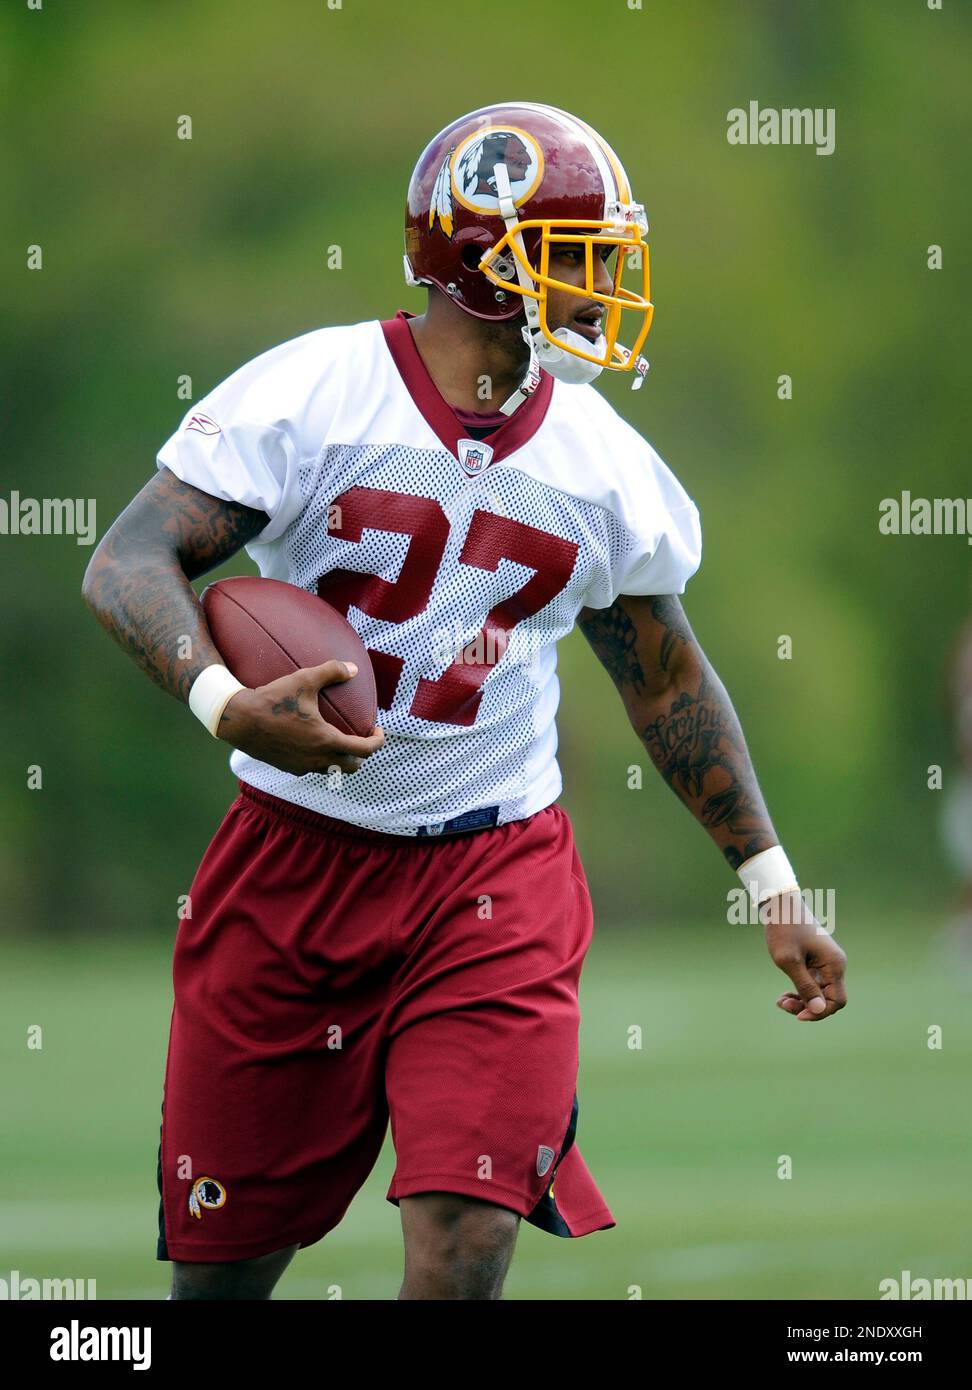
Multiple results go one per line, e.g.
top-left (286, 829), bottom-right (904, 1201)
top-left (478, 206), bottom-right (653, 383)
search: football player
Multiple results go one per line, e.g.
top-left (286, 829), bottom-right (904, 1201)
top-left (82, 102), bottom-right (847, 1300)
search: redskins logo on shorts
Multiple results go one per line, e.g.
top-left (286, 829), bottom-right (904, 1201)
top-left (188, 1175), bottom-right (227, 1220)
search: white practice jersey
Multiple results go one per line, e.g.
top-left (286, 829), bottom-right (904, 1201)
top-left (157, 313), bottom-right (702, 834)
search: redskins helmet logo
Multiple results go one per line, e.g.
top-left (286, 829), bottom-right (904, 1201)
top-left (188, 1175), bottom-right (227, 1220)
top-left (428, 126), bottom-right (544, 239)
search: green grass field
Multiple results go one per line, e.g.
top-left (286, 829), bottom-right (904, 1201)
top-left (2, 916), bottom-right (969, 1300)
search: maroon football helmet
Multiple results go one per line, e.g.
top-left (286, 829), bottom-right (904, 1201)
top-left (404, 102), bottom-right (652, 385)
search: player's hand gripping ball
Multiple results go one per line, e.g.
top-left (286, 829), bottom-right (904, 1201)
top-left (202, 576), bottom-right (382, 775)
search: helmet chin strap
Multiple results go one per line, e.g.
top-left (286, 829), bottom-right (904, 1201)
top-left (527, 326), bottom-right (606, 385)
top-left (490, 161), bottom-right (606, 408)
top-left (489, 162), bottom-right (540, 416)
top-left (497, 332), bottom-right (542, 417)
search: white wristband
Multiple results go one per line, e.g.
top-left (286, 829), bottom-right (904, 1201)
top-left (737, 846), bottom-right (799, 906)
top-left (188, 664), bottom-right (246, 738)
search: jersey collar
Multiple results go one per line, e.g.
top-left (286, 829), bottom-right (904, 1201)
top-left (380, 310), bottom-right (553, 466)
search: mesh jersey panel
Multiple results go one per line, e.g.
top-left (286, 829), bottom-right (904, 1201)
top-left (230, 441), bottom-right (642, 832)
top-left (157, 318), bottom-right (701, 834)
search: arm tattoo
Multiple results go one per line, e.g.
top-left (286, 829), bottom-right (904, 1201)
top-left (579, 594), bottom-right (778, 869)
top-left (577, 595), bottom-right (692, 698)
top-left (82, 468), bottom-right (268, 703)
top-left (640, 665), bottom-right (775, 868)
top-left (576, 602), bottom-right (647, 695)
top-left (649, 595), bottom-right (692, 674)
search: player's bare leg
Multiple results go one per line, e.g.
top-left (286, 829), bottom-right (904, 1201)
top-left (168, 1243), bottom-right (300, 1300)
top-left (398, 1193), bottom-right (520, 1300)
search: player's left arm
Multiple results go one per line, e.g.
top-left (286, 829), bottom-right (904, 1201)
top-left (577, 593), bottom-right (847, 1023)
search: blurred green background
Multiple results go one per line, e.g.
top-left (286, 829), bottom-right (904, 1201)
top-left (2, 0), bottom-right (970, 1299)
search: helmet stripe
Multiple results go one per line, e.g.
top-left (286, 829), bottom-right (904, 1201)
top-left (570, 116), bottom-right (633, 205)
top-left (504, 101), bottom-right (616, 215)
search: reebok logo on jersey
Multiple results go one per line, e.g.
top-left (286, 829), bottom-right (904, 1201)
top-left (185, 413), bottom-right (221, 436)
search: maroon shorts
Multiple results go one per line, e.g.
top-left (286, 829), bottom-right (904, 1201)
top-left (157, 783), bottom-right (615, 1262)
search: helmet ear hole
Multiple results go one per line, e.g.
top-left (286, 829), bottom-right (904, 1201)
top-left (460, 244), bottom-right (486, 271)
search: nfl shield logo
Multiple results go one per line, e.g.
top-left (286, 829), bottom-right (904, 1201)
top-left (536, 1145), bottom-right (556, 1178)
top-left (456, 438), bottom-right (494, 478)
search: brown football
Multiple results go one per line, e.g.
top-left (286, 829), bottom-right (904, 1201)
top-left (201, 576), bottom-right (377, 737)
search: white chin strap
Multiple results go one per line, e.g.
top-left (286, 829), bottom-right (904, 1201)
top-left (527, 326), bottom-right (606, 385)
top-left (490, 161), bottom-right (609, 412)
